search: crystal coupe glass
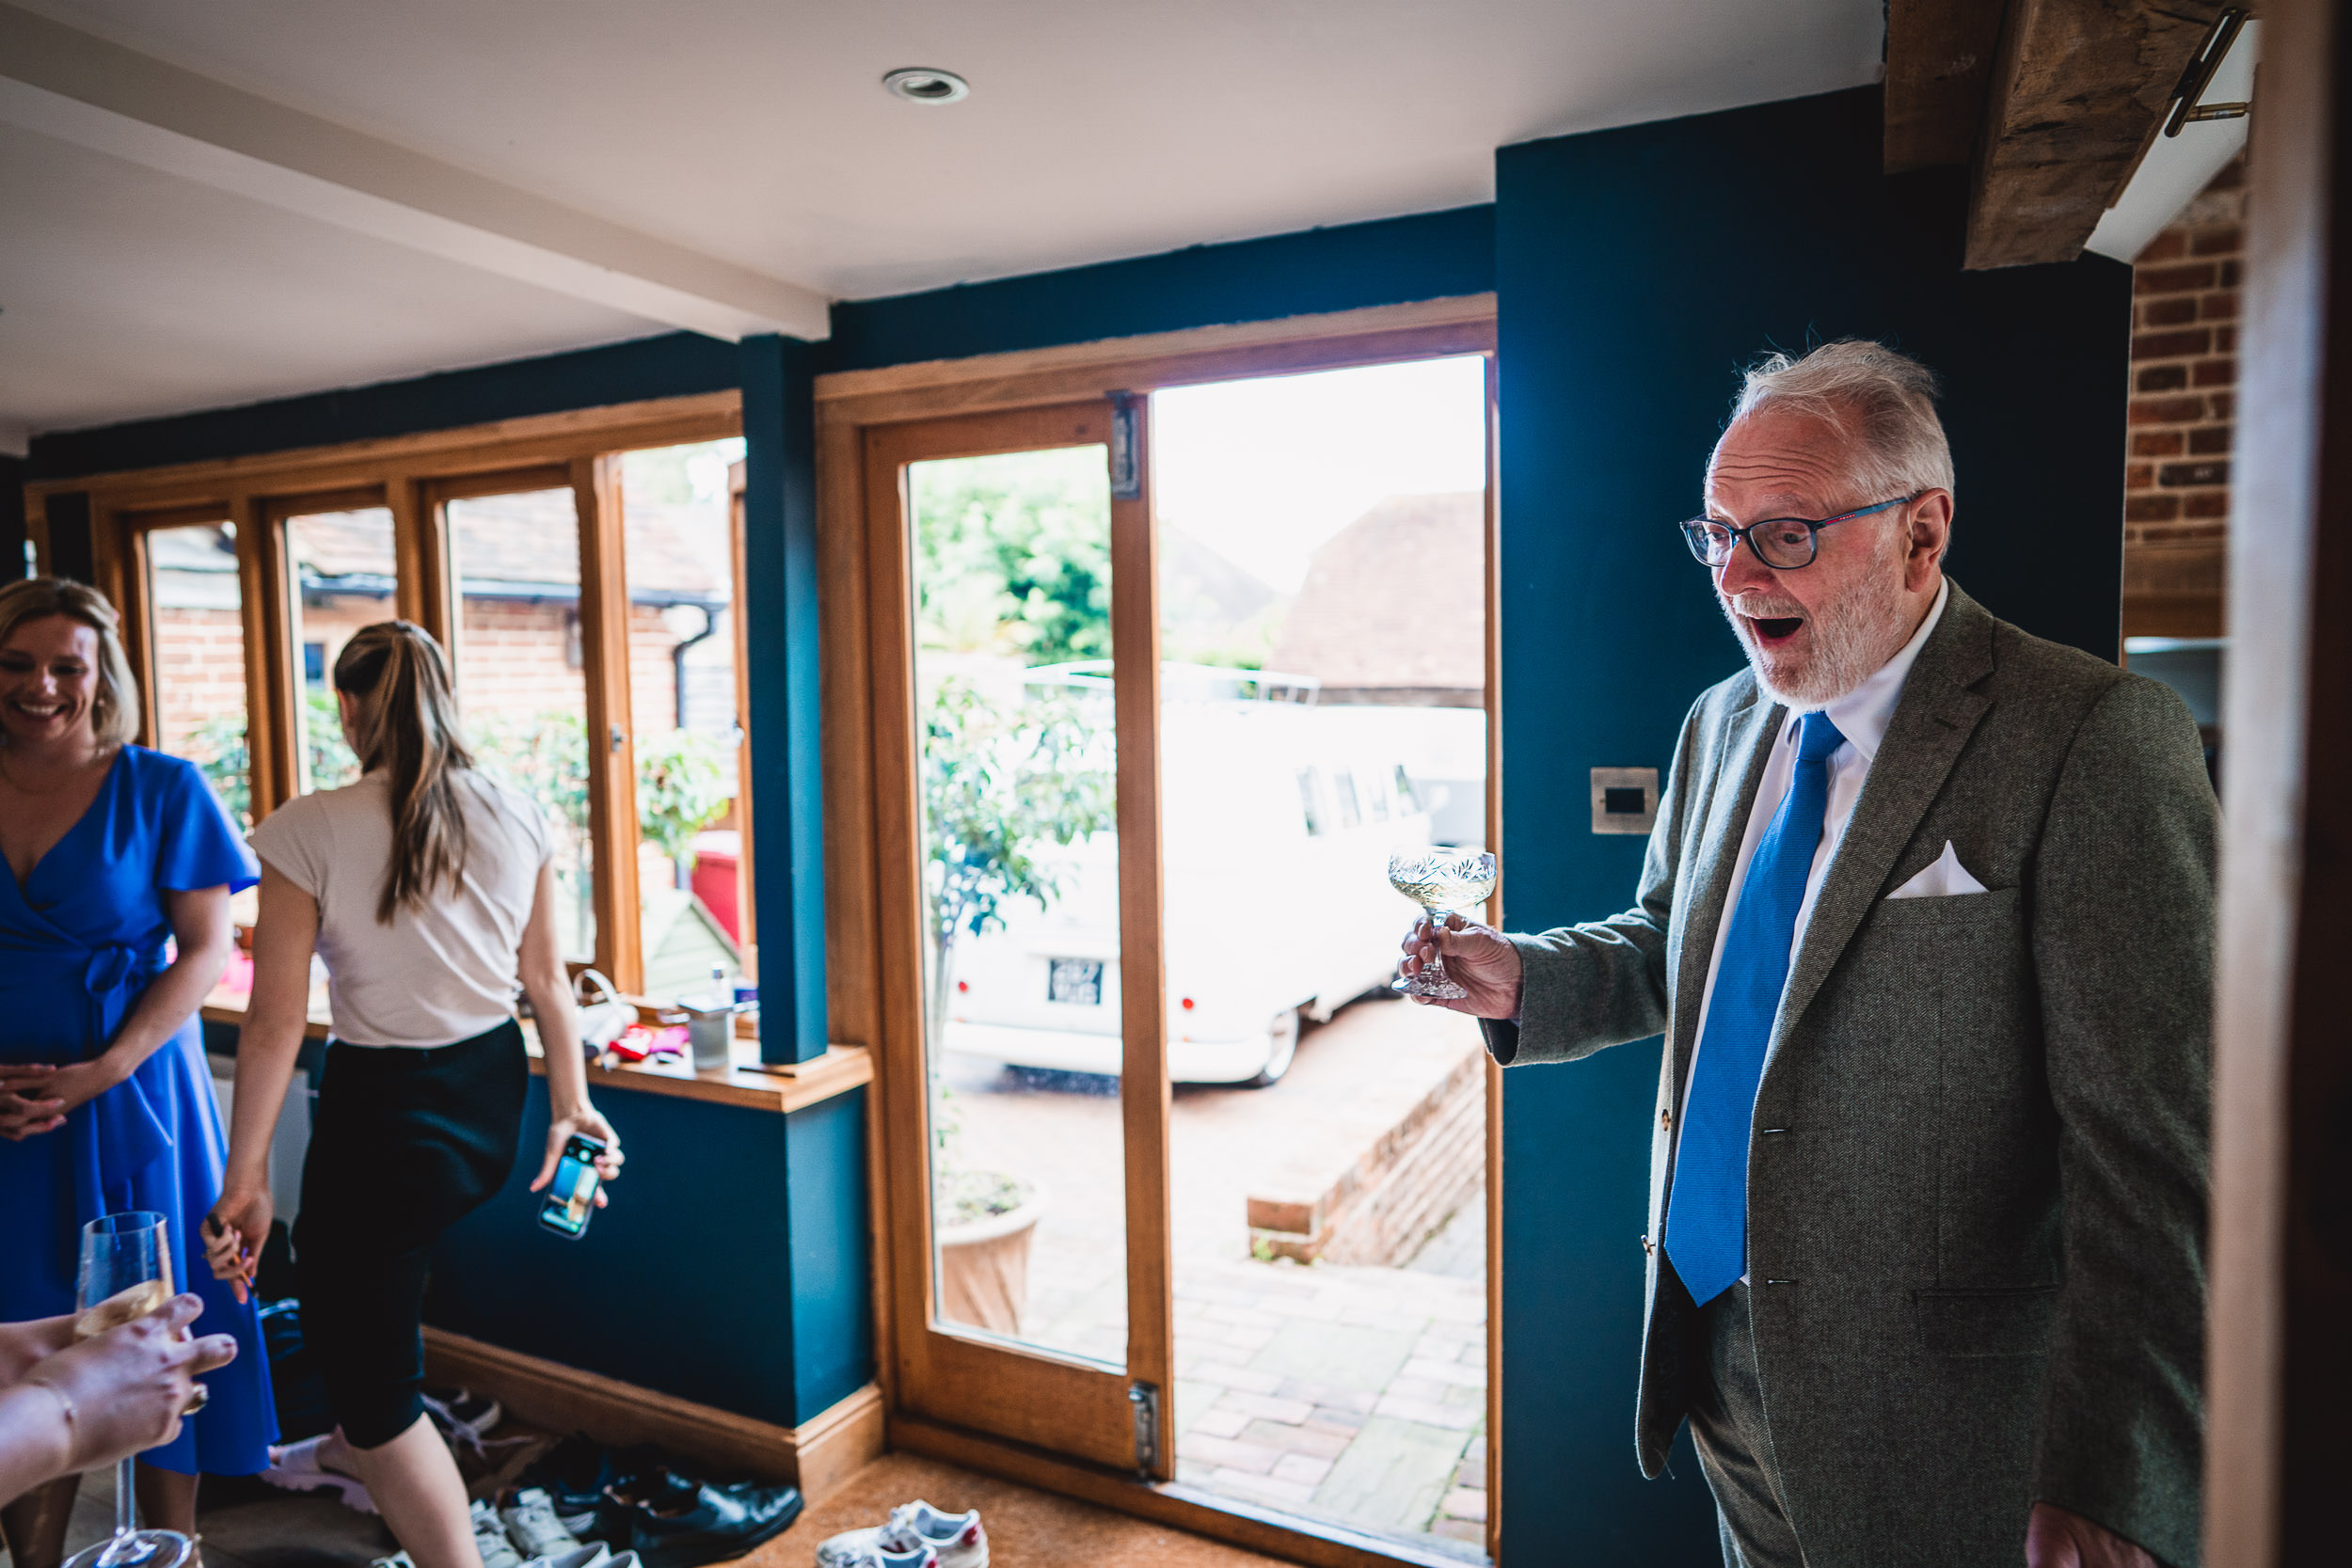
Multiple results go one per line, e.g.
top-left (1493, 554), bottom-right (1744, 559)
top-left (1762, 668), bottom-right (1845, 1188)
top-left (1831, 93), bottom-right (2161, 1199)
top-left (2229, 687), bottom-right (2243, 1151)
top-left (1389, 847), bottom-right (1499, 1001)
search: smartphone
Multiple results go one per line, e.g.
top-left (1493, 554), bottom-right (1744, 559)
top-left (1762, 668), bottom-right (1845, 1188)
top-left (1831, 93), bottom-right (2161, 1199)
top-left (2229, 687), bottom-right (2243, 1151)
top-left (538, 1133), bottom-right (606, 1239)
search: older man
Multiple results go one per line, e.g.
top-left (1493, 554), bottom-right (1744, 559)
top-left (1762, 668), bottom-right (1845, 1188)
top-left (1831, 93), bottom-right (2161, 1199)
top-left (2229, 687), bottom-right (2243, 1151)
top-left (1406, 341), bottom-right (2211, 1568)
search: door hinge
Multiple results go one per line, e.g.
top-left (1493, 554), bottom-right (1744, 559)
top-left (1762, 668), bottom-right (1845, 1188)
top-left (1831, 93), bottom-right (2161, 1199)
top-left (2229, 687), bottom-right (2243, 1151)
top-left (1108, 393), bottom-right (1144, 500)
top-left (1128, 1380), bottom-right (1160, 1476)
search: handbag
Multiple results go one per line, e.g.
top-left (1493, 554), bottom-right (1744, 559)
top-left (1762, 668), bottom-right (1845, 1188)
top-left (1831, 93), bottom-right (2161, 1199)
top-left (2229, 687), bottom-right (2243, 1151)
top-left (573, 969), bottom-right (634, 1053)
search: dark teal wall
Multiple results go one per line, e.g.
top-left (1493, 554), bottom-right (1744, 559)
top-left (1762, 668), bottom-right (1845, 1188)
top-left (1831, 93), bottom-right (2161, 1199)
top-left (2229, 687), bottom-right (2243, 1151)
top-left (425, 1076), bottom-right (871, 1425)
top-left (1493, 86), bottom-right (2128, 1563)
top-left (739, 336), bottom-right (829, 1063)
top-left (822, 204), bottom-right (1494, 372)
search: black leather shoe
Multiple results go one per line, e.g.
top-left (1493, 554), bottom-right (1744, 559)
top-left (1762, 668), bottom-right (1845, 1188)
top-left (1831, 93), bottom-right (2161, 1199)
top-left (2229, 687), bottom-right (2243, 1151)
top-left (622, 1478), bottom-right (804, 1567)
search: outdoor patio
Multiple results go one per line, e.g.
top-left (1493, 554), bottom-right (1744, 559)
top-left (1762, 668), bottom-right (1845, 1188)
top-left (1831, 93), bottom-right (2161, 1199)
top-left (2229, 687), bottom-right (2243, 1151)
top-left (942, 996), bottom-right (1490, 1556)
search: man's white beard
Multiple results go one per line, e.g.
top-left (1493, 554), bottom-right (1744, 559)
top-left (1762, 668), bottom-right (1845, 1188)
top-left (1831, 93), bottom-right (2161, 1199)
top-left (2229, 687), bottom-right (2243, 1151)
top-left (1719, 538), bottom-right (1915, 711)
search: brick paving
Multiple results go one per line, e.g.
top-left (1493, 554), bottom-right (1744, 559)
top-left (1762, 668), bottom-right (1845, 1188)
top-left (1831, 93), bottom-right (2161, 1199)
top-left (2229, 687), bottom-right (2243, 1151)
top-left (941, 999), bottom-right (1490, 1559)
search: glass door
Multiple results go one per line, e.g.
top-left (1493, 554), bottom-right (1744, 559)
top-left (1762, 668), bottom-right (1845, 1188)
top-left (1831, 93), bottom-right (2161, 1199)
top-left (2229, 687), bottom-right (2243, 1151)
top-left (869, 401), bottom-right (1174, 1473)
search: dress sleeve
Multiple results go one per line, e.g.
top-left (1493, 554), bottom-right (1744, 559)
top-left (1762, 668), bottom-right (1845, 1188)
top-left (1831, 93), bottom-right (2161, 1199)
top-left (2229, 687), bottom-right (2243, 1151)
top-left (156, 752), bottom-right (262, 894)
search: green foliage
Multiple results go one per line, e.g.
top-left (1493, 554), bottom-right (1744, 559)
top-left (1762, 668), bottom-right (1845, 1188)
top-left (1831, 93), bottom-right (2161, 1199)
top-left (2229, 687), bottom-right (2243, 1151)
top-left (919, 677), bottom-right (1115, 1151)
top-left (187, 714), bottom-right (251, 829)
top-left (912, 449), bottom-right (1112, 667)
top-left (633, 727), bottom-right (733, 863)
top-left (469, 710), bottom-right (591, 836)
top-left (305, 689), bottom-right (360, 789)
top-left (922, 678), bottom-right (1114, 957)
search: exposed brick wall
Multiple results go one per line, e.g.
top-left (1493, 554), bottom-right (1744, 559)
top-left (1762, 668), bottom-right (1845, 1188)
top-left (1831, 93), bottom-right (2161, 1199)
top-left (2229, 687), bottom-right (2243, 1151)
top-left (151, 605), bottom-right (247, 757)
top-left (2123, 154), bottom-right (2244, 637)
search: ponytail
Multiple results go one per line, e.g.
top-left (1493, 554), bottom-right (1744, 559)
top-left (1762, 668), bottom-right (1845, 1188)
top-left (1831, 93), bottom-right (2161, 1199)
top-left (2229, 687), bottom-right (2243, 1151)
top-left (332, 621), bottom-right (473, 923)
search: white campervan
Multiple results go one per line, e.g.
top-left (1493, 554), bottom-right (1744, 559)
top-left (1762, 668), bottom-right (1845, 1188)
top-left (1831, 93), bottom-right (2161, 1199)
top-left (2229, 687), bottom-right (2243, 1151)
top-left (938, 664), bottom-right (1482, 1085)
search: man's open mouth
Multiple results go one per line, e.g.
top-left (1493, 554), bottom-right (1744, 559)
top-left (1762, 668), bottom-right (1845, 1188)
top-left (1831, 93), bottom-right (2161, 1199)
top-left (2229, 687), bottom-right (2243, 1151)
top-left (1752, 615), bottom-right (1804, 644)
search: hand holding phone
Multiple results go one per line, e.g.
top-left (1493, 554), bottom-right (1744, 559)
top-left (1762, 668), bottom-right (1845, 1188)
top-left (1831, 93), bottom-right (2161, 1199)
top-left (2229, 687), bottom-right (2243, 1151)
top-left (537, 1132), bottom-right (608, 1239)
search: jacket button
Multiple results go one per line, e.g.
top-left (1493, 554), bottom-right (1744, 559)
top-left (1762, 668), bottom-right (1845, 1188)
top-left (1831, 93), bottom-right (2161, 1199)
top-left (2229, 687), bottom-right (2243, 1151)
top-left (1659, 1107), bottom-right (1672, 1132)
top-left (1640, 1234), bottom-right (1656, 1256)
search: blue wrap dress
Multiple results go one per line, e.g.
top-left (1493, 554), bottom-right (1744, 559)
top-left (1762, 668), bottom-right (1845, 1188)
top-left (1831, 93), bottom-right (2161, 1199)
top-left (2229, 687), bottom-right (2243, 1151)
top-left (0, 745), bottom-right (277, 1476)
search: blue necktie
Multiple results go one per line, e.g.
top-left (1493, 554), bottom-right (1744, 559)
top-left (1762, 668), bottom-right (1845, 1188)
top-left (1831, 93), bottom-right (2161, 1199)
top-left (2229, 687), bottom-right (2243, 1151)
top-left (1665, 709), bottom-right (1847, 1307)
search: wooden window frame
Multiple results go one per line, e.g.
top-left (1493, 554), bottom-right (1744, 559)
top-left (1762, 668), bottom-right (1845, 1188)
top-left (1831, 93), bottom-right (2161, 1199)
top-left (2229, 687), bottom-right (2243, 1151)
top-left (35, 392), bottom-right (743, 996)
top-left (815, 294), bottom-right (1502, 1568)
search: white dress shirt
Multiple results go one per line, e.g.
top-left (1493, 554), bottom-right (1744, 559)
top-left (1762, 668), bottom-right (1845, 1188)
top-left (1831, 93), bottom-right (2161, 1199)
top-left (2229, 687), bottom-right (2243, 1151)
top-left (1674, 578), bottom-right (1950, 1265)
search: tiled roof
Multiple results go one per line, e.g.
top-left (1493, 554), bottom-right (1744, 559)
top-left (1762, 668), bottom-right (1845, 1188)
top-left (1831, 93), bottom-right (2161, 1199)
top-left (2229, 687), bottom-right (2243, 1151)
top-left (283, 490), bottom-right (723, 599)
top-left (1269, 492), bottom-right (1483, 690)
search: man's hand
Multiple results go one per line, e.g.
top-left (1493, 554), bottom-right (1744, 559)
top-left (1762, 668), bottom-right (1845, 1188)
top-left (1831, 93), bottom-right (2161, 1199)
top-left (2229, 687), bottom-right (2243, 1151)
top-left (2026, 1502), bottom-right (2158, 1568)
top-left (1397, 913), bottom-right (1525, 1020)
top-left (21, 1293), bottom-right (237, 1471)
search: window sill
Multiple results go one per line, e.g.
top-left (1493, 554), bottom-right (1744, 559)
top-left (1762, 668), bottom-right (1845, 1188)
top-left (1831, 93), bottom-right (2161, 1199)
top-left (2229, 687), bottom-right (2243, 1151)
top-left (199, 985), bottom-right (871, 1115)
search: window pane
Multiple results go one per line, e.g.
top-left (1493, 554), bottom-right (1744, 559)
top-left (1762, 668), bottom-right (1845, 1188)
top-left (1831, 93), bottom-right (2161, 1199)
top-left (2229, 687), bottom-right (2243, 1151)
top-left (284, 506), bottom-right (395, 793)
top-left (146, 521), bottom-right (251, 830)
top-left (908, 445), bottom-right (1124, 1368)
top-left (1153, 356), bottom-right (1491, 1557)
top-left (619, 439), bottom-right (747, 1002)
top-left (449, 489), bottom-right (594, 962)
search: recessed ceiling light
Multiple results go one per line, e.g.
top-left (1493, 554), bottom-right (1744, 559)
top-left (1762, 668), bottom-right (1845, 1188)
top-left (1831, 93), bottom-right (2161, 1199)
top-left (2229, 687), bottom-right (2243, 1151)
top-left (882, 67), bottom-right (969, 104)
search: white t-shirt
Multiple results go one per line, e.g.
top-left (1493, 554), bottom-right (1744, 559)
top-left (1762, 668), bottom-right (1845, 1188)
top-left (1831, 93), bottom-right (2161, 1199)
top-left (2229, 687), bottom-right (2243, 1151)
top-left (249, 769), bottom-right (552, 1048)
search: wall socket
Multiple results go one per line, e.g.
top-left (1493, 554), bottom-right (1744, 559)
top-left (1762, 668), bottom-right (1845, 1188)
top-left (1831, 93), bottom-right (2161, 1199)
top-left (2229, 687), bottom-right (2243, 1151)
top-left (1590, 767), bottom-right (1660, 834)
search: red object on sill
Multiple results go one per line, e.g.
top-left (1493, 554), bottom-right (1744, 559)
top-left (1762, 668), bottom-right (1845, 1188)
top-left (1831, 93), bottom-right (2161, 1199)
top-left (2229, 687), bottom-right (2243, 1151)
top-left (690, 832), bottom-right (742, 944)
top-left (1180, 996), bottom-right (1195, 1010)
top-left (957, 980), bottom-right (969, 992)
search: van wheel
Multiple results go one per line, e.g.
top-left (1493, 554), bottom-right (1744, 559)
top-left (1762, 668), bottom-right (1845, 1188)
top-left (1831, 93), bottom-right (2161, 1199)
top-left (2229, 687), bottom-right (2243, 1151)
top-left (1245, 1008), bottom-right (1302, 1088)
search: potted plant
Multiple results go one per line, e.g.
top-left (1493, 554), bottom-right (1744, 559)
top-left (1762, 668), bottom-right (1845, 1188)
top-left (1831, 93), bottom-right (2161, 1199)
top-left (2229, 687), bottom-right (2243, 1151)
top-left (921, 676), bottom-right (1111, 1335)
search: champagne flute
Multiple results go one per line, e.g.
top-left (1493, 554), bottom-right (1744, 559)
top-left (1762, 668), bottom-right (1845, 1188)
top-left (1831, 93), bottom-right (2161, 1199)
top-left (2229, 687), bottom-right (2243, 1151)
top-left (67, 1212), bottom-right (197, 1568)
top-left (1390, 847), bottom-right (1499, 1001)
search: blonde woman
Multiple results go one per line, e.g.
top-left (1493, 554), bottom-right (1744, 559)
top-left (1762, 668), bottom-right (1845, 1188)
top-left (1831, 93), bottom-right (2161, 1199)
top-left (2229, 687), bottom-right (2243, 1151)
top-left (0, 578), bottom-right (274, 1564)
top-left (205, 621), bottom-right (622, 1568)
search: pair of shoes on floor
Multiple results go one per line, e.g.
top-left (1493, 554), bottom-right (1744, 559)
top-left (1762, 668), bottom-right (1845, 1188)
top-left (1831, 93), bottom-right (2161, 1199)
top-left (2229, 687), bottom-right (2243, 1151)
top-left (603, 1466), bottom-right (803, 1568)
top-left (366, 1489), bottom-right (641, 1568)
top-left (514, 1436), bottom-right (803, 1567)
top-left (260, 1433), bottom-right (376, 1513)
top-left (817, 1500), bottom-right (988, 1568)
top-left (373, 1542), bottom-right (642, 1568)
top-left (421, 1383), bottom-right (505, 1454)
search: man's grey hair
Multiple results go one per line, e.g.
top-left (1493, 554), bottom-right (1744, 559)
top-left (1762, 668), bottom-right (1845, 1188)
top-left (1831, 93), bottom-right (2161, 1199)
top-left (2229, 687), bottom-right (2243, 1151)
top-left (1726, 340), bottom-right (1957, 500)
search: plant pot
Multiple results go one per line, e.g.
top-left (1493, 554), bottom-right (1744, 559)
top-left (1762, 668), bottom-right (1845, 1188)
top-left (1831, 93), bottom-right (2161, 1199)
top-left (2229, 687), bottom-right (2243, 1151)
top-left (936, 1179), bottom-right (1046, 1336)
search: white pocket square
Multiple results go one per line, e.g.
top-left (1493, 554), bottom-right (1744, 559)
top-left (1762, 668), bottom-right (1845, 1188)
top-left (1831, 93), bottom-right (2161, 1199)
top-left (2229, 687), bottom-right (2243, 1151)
top-left (1887, 841), bottom-right (1990, 900)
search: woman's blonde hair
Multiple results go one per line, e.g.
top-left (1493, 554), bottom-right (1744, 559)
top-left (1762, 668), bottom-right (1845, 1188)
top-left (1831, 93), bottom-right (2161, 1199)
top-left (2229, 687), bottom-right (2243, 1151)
top-left (333, 621), bottom-right (476, 923)
top-left (0, 577), bottom-right (142, 748)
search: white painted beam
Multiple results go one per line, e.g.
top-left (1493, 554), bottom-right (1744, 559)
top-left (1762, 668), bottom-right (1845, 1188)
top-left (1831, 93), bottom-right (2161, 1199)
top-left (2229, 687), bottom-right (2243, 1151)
top-left (0, 4), bottom-right (831, 341)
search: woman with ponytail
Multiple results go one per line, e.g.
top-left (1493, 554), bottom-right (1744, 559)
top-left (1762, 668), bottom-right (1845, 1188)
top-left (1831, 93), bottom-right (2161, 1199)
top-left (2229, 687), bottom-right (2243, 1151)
top-left (204, 622), bottom-right (621, 1568)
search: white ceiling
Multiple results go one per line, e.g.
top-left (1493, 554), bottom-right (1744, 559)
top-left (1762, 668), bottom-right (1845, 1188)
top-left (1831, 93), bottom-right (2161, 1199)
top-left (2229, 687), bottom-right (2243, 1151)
top-left (3, 0), bottom-right (1886, 448)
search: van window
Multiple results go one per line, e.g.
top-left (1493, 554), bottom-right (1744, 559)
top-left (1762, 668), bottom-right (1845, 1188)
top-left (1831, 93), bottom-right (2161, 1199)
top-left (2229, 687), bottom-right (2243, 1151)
top-left (1334, 768), bottom-right (1362, 830)
top-left (1393, 764), bottom-right (1419, 814)
top-left (1296, 768), bottom-right (1326, 836)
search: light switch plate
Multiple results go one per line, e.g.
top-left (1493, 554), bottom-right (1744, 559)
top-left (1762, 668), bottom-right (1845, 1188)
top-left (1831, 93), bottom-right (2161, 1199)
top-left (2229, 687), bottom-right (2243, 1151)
top-left (1591, 767), bottom-right (1660, 834)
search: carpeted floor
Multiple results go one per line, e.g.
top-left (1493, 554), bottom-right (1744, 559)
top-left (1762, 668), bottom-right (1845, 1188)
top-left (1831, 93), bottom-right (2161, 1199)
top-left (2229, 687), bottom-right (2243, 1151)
top-left (744, 1453), bottom-right (1290, 1568)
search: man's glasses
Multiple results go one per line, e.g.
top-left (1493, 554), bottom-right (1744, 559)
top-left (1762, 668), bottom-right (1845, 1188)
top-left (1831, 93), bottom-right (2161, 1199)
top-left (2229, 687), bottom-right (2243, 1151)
top-left (1678, 494), bottom-right (1918, 570)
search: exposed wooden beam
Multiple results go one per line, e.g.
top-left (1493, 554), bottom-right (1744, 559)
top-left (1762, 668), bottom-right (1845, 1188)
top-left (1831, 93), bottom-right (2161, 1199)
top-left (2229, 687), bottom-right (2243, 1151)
top-left (1885, 0), bottom-right (2010, 174)
top-left (0, 2), bottom-right (830, 341)
top-left (1965, 0), bottom-right (2233, 269)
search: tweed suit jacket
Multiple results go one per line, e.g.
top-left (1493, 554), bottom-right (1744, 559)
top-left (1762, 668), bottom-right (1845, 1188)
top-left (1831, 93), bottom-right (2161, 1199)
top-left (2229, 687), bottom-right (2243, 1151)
top-left (1485, 582), bottom-right (2212, 1567)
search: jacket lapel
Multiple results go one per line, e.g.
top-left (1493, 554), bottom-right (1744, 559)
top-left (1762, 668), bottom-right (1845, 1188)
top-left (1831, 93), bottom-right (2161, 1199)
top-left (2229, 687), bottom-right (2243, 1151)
top-left (1770, 583), bottom-right (1997, 1053)
top-left (1670, 684), bottom-right (1783, 1099)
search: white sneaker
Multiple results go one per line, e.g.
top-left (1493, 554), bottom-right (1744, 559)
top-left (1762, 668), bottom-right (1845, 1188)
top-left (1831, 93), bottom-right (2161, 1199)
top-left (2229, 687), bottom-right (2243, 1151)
top-left (817, 1501), bottom-right (988, 1568)
top-left (501, 1487), bottom-right (584, 1560)
top-left (471, 1498), bottom-right (527, 1568)
top-left (521, 1546), bottom-right (612, 1568)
